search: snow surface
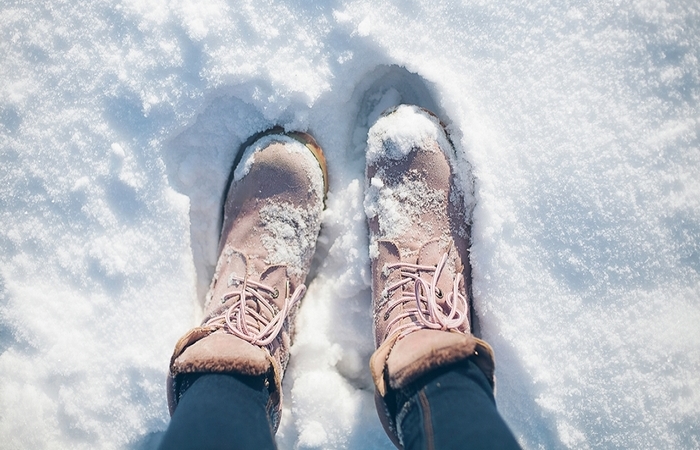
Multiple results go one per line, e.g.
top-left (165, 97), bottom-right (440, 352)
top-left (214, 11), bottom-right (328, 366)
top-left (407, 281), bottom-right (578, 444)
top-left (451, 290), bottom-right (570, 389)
top-left (1, 0), bottom-right (699, 449)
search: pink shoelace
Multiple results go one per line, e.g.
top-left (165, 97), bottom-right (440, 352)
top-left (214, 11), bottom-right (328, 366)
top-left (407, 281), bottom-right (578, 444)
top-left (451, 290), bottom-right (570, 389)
top-left (205, 275), bottom-right (305, 346)
top-left (381, 252), bottom-right (469, 342)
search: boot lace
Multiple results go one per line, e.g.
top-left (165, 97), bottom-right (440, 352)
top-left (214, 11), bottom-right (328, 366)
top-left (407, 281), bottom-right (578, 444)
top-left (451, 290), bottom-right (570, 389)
top-left (205, 275), bottom-right (305, 346)
top-left (381, 252), bottom-right (469, 342)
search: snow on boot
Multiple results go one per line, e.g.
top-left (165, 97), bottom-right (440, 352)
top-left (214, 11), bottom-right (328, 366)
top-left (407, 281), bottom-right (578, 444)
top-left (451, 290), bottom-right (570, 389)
top-left (364, 105), bottom-right (495, 445)
top-left (167, 130), bottom-right (327, 432)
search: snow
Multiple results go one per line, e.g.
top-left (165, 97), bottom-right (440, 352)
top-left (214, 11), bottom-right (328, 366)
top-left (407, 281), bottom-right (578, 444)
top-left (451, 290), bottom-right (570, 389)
top-left (233, 134), bottom-right (318, 182)
top-left (364, 105), bottom-right (468, 259)
top-left (1, 0), bottom-right (699, 449)
top-left (365, 105), bottom-right (448, 163)
top-left (259, 200), bottom-right (324, 279)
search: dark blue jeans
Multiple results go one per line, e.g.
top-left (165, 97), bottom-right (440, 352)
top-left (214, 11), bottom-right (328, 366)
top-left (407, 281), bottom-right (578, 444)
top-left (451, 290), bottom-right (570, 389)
top-left (158, 373), bottom-right (277, 450)
top-left (394, 360), bottom-right (521, 450)
top-left (158, 360), bottom-right (519, 450)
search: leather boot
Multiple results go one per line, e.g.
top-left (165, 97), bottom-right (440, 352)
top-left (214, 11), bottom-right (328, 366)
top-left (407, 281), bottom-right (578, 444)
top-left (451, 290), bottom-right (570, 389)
top-left (167, 130), bottom-right (328, 431)
top-left (364, 105), bottom-right (495, 446)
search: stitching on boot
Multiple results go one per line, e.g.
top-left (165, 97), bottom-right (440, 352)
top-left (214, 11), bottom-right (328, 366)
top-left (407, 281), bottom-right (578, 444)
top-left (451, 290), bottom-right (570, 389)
top-left (418, 389), bottom-right (435, 450)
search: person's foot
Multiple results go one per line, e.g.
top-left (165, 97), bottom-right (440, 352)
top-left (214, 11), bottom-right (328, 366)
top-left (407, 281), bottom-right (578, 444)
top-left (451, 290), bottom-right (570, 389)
top-left (167, 130), bottom-right (327, 431)
top-left (364, 105), bottom-right (495, 443)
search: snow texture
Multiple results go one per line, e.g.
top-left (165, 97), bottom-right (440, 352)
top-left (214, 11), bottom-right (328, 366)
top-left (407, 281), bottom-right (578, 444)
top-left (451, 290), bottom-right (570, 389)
top-left (260, 201), bottom-right (324, 279)
top-left (366, 105), bottom-right (450, 163)
top-left (1, 0), bottom-right (699, 449)
top-left (364, 105), bottom-right (471, 260)
top-left (365, 173), bottom-right (448, 247)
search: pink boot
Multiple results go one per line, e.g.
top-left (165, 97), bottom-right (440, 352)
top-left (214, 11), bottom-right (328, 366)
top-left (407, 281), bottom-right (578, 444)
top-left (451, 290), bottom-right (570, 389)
top-left (365, 105), bottom-right (495, 445)
top-left (167, 130), bottom-right (328, 431)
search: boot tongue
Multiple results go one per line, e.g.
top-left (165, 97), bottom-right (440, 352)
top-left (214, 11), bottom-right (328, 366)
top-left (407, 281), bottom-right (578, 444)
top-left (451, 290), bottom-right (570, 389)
top-left (222, 248), bottom-right (289, 300)
top-left (216, 248), bottom-right (248, 293)
top-left (225, 249), bottom-right (248, 282)
top-left (259, 265), bottom-right (290, 307)
top-left (416, 240), bottom-right (443, 266)
top-left (417, 239), bottom-right (455, 297)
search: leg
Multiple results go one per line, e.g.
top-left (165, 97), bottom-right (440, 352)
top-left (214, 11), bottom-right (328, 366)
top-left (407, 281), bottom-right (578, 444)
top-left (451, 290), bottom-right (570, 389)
top-left (396, 360), bottom-right (520, 450)
top-left (159, 373), bottom-right (276, 450)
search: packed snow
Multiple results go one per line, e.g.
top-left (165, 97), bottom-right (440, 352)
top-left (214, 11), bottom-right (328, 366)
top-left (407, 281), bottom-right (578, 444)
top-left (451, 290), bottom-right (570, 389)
top-left (1, 0), bottom-right (699, 449)
top-left (365, 105), bottom-right (450, 163)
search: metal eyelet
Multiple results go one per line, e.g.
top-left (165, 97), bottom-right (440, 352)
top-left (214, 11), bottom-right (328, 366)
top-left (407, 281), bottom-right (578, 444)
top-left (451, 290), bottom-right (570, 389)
top-left (384, 311), bottom-right (390, 321)
top-left (436, 288), bottom-right (443, 299)
top-left (271, 288), bottom-right (279, 299)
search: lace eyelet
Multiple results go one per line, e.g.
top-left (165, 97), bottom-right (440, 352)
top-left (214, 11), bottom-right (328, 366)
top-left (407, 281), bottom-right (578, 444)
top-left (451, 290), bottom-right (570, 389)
top-left (384, 311), bottom-right (390, 321)
top-left (436, 288), bottom-right (443, 299)
top-left (271, 288), bottom-right (279, 299)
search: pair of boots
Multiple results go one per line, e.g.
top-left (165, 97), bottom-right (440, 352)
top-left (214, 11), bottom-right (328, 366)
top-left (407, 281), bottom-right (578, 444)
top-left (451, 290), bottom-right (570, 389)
top-left (166, 105), bottom-right (495, 445)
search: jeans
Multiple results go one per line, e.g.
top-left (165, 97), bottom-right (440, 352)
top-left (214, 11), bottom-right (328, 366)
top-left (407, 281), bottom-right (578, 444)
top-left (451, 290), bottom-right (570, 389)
top-left (158, 373), bottom-right (276, 450)
top-left (158, 360), bottom-right (520, 450)
top-left (395, 360), bottom-right (521, 450)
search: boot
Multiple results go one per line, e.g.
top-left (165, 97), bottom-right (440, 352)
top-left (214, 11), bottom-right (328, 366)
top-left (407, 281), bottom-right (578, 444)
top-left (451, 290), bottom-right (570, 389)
top-left (364, 105), bottom-right (495, 446)
top-left (167, 129), bottom-right (328, 432)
